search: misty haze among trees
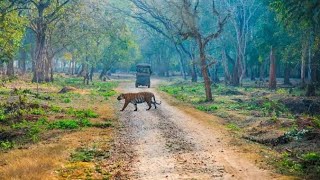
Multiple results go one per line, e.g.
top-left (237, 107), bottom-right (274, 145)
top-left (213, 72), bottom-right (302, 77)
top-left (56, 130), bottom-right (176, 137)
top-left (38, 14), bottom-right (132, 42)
top-left (1, 0), bottom-right (320, 179)
top-left (1, 0), bottom-right (319, 100)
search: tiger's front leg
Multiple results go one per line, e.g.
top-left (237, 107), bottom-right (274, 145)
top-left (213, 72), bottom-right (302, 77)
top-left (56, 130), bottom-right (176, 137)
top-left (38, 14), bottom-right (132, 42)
top-left (134, 104), bottom-right (138, 111)
top-left (120, 101), bottom-right (129, 111)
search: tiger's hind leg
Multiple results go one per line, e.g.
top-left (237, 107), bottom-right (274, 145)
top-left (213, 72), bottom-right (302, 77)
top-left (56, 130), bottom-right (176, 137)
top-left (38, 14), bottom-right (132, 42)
top-left (146, 101), bottom-right (152, 110)
top-left (134, 104), bottom-right (138, 111)
top-left (152, 95), bottom-right (157, 109)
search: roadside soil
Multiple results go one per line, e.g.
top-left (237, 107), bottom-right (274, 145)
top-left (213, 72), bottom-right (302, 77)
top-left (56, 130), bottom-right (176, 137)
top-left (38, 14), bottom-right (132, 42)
top-left (115, 80), bottom-right (292, 180)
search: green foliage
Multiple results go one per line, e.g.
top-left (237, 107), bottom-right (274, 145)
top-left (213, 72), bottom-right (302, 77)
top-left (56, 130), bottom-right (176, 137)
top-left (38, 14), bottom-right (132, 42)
top-left (279, 152), bottom-right (303, 174)
top-left (29, 108), bottom-right (46, 115)
top-left (0, 140), bottom-right (15, 150)
top-left (62, 98), bottom-right (71, 103)
top-left (101, 90), bottom-right (117, 100)
top-left (261, 99), bottom-right (287, 116)
top-left (0, 10), bottom-right (26, 62)
top-left (226, 123), bottom-right (241, 131)
top-left (48, 119), bottom-right (79, 129)
top-left (50, 105), bottom-right (62, 113)
top-left (78, 118), bottom-right (92, 127)
top-left (276, 88), bottom-right (288, 95)
top-left (312, 116), bottom-right (320, 128)
top-left (279, 152), bottom-right (320, 178)
top-left (71, 148), bottom-right (96, 162)
top-left (67, 108), bottom-right (99, 118)
top-left (283, 128), bottom-right (309, 141)
top-left (0, 109), bottom-right (6, 121)
top-left (196, 104), bottom-right (219, 112)
top-left (11, 118), bottom-right (48, 142)
top-left (48, 118), bottom-right (92, 130)
top-left (71, 147), bottom-right (106, 162)
top-left (160, 83), bottom-right (206, 104)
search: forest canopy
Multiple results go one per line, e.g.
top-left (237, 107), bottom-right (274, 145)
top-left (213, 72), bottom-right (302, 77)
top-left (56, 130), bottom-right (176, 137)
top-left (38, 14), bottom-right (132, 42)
top-left (0, 0), bottom-right (319, 99)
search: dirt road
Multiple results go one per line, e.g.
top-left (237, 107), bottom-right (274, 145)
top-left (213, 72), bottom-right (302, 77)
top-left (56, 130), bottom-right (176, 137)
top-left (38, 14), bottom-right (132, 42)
top-left (116, 81), bottom-right (282, 180)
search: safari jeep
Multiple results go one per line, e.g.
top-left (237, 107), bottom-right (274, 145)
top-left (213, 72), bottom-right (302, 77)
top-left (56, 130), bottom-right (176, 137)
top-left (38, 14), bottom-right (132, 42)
top-left (136, 63), bottom-right (152, 88)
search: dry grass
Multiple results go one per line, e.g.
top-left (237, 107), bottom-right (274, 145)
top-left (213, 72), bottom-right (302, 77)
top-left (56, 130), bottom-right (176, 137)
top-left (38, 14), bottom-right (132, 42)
top-left (0, 144), bottom-right (66, 180)
top-left (0, 126), bottom-right (113, 179)
top-left (0, 75), bottom-right (118, 179)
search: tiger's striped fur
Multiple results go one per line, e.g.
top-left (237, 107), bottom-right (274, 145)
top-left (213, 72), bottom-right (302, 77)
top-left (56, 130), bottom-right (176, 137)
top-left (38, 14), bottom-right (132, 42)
top-left (117, 92), bottom-right (161, 111)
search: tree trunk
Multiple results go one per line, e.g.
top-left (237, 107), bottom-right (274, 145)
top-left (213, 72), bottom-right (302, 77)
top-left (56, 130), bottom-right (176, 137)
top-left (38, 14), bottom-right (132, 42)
top-left (72, 61), bottom-right (76, 75)
top-left (100, 68), bottom-right (107, 80)
top-left (231, 57), bottom-right (241, 86)
top-left (305, 46), bottom-right (319, 96)
top-left (211, 64), bottom-right (220, 83)
top-left (198, 40), bottom-right (212, 101)
top-left (78, 63), bottom-right (85, 77)
top-left (44, 55), bottom-right (53, 82)
top-left (283, 62), bottom-right (291, 85)
top-left (6, 60), bottom-right (14, 77)
top-left (33, 32), bottom-right (46, 83)
top-left (222, 50), bottom-right (231, 84)
top-left (301, 40), bottom-right (308, 86)
top-left (311, 50), bottom-right (319, 83)
top-left (269, 47), bottom-right (277, 90)
top-left (191, 62), bottom-right (197, 82)
top-left (174, 44), bottom-right (186, 80)
top-left (32, 12), bottom-right (47, 83)
top-left (89, 66), bottom-right (94, 82)
top-left (19, 48), bottom-right (27, 74)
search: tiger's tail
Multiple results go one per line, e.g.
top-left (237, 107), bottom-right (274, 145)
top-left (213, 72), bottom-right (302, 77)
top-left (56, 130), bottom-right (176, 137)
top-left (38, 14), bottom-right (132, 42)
top-left (152, 95), bottom-right (161, 105)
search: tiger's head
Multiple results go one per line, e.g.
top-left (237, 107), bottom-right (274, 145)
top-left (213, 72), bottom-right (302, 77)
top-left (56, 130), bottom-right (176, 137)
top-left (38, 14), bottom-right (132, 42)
top-left (117, 93), bottom-right (124, 101)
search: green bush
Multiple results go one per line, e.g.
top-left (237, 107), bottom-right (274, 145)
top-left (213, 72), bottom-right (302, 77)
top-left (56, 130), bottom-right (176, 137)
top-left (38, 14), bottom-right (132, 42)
top-left (50, 105), bottom-right (62, 113)
top-left (78, 118), bottom-right (92, 127)
top-left (29, 108), bottom-right (46, 115)
top-left (63, 98), bottom-right (71, 103)
top-left (226, 123), bottom-right (241, 131)
top-left (0, 140), bottom-right (15, 150)
top-left (102, 90), bottom-right (117, 100)
top-left (0, 109), bottom-right (6, 121)
top-left (70, 109), bottom-right (99, 118)
top-left (279, 152), bottom-right (303, 173)
top-left (11, 118), bottom-right (48, 142)
top-left (196, 104), bottom-right (219, 112)
top-left (48, 119), bottom-right (79, 129)
top-left (74, 109), bottom-right (99, 118)
top-left (70, 147), bottom-right (106, 162)
top-left (48, 118), bottom-right (93, 130)
top-left (279, 152), bottom-right (320, 178)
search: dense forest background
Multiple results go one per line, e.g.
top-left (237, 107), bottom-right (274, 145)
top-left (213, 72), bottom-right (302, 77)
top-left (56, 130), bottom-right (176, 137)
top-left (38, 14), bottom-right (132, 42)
top-left (0, 0), bottom-right (319, 99)
top-left (1, 1), bottom-right (320, 179)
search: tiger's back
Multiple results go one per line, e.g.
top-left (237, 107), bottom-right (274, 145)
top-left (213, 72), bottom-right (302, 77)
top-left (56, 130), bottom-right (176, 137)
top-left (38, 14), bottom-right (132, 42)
top-left (117, 92), bottom-right (161, 111)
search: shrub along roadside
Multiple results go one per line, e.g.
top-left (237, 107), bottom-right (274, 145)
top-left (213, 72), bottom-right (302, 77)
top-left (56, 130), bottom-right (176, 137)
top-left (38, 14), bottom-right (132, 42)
top-left (0, 117), bottom-right (113, 151)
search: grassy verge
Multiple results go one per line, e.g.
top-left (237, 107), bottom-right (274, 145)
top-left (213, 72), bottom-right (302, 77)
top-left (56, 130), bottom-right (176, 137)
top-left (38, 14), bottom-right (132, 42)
top-left (160, 81), bottom-right (320, 179)
top-left (0, 75), bottom-right (118, 179)
top-left (0, 77), bottom-right (117, 150)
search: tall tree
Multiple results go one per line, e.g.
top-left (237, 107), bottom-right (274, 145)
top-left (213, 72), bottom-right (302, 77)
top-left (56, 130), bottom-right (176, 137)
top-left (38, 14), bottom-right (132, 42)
top-left (271, 0), bottom-right (320, 95)
top-left (0, 3), bottom-right (26, 76)
top-left (27, 0), bottom-right (71, 82)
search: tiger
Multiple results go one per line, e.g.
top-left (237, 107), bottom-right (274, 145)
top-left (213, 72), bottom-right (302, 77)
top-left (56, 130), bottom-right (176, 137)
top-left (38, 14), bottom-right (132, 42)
top-left (117, 92), bottom-right (161, 111)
